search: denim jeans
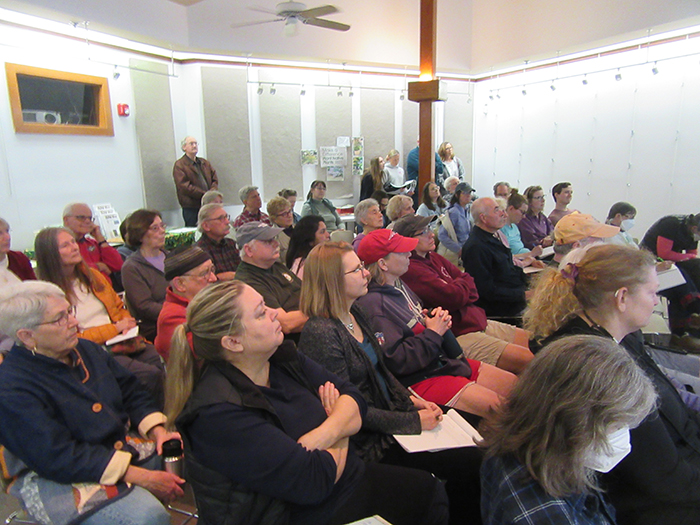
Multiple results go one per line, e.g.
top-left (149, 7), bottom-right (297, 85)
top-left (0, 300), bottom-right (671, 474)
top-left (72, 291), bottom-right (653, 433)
top-left (81, 486), bottom-right (170, 525)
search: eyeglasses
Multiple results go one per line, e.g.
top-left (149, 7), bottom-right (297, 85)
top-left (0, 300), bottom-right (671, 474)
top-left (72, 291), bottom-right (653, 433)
top-left (183, 265), bottom-right (216, 279)
top-left (70, 215), bottom-right (93, 222)
top-left (206, 214), bottom-right (230, 223)
top-left (345, 261), bottom-right (366, 275)
top-left (276, 210), bottom-right (293, 217)
top-left (149, 222), bottom-right (167, 232)
top-left (38, 305), bottom-right (77, 327)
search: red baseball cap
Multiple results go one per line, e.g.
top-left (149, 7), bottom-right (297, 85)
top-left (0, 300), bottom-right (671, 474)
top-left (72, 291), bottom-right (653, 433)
top-left (357, 228), bottom-right (419, 265)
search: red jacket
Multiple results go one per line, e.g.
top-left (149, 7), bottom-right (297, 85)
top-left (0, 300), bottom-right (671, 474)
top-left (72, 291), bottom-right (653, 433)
top-left (7, 251), bottom-right (36, 281)
top-left (154, 287), bottom-right (190, 361)
top-left (402, 251), bottom-right (488, 336)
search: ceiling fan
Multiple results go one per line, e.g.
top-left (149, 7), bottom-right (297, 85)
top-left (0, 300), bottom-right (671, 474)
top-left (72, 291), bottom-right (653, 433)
top-left (232, 1), bottom-right (350, 36)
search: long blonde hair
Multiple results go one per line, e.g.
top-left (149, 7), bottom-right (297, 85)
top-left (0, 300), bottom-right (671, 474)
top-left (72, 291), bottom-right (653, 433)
top-left (523, 244), bottom-right (656, 342)
top-left (300, 242), bottom-right (353, 320)
top-left (164, 280), bottom-right (247, 426)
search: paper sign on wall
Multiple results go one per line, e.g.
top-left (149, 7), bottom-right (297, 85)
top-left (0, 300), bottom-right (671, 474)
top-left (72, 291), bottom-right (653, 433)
top-left (320, 146), bottom-right (347, 167)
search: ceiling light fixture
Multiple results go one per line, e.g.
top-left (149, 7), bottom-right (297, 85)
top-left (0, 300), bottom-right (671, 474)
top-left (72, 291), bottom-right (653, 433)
top-left (582, 75), bottom-right (588, 85)
top-left (615, 70), bottom-right (622, 81)
top-left (337, 87), bottom-right (343, 97)
top-left (550, 83), bottom-right (556, 91)
top-left (269, 84), bottom-right (276, 95)
top-left (652, 62), bottom-right (659, 75)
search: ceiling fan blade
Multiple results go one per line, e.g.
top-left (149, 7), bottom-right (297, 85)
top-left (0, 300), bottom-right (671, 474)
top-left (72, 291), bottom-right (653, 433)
top-left (302, 17), bottom-right (350, 31)
top-left (231, 18), bottom-right (284, 29)
top-left (299, 5), bottom-right (338, 18)
top-left (249, 6), bottom-right (279, 15)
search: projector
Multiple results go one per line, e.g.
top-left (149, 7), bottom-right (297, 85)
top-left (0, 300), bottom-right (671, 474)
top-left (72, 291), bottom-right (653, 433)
top-left (22, 110), bottom-right (62, 124)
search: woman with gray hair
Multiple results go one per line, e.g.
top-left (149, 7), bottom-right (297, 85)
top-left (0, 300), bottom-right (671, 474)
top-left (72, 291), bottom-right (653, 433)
top-left (0, 217), bottom-right (35, 286)
top-left (352, 198), bottom-right (385, 250)
top-left (480, 334), bottom-right (657, 524)
top-left (0, 281), bottom-right (183, 525)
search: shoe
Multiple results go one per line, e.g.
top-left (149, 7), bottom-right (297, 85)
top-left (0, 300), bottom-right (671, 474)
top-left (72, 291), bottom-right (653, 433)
top-left (689, 313), bottom-right (700, 330)
top-left (670, 334), bottom-right (700, 354)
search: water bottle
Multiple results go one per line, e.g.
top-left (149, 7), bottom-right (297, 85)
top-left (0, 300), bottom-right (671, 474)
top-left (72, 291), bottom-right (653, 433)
top-left (162, 438), bottom-right (184, 478)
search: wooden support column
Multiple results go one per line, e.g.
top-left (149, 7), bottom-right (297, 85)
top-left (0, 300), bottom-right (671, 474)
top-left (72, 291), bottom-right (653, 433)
top-left (408, 0), bottom-right (438, 197)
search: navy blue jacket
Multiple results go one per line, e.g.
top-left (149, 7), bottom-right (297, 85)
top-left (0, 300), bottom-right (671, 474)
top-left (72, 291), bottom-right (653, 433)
top-left (0, 339), bottom-right (160, 483)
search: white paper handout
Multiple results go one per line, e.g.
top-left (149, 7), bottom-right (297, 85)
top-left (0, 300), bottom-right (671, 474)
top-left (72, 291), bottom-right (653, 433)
top-left (657, 264), bottom-right (687, 292)
top-left (393, 409), bottom-right (482, 453)
top-left (105, 326), bottom-right (139, 346)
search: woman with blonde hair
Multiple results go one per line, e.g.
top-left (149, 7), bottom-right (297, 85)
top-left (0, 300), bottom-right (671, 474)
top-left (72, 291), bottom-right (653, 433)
top-left (165, 280), bottom-right (449, 525)
top-left (355, 229), bottom-right (517, 418)
top-left (480, 334), bottom-right (656, 524)
top-left (523, 243), bottom-right (700, 524)
top-left (386, 194), bottom-right (415, 224)
top-left (299, 241), bottom-right (485, 524)
top-left (437, 142), bottom-right (464, 188)
top-left (383, 149), bottom-right (404, 189)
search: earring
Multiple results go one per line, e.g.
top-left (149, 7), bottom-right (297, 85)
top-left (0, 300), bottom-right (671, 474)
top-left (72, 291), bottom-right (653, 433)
top-left (31, 346), bottom-right (37, 356)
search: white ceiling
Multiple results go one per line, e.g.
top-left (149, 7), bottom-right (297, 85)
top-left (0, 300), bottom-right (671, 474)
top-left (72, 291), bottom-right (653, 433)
top-left (2, 0), bottom-right (700, 74)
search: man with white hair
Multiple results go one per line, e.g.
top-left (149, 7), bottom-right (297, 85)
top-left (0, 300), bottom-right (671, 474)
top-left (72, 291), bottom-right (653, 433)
top-left (196, 203), bottom-right (240, 281)
top-left (172, 136), bottom-right (218, 227)
top-left (232, 185), bottom-right (272, 229)
top-left (461, 197), bottom-right (528, 317)
top-left (63, 202), bottom-right (122, 284)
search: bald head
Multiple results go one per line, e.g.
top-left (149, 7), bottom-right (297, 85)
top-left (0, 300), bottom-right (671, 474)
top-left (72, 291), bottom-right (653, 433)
top-left (471, 197), bottom-right (507, 233)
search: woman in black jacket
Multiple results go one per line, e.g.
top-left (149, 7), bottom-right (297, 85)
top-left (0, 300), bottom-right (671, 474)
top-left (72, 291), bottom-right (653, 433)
top-left (299, 241), bottom-right (485, 525)
top-left (165, 280), bottom-right (448, 525)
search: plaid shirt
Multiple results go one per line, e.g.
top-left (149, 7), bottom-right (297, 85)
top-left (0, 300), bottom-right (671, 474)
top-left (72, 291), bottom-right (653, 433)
top-left (481, 454), bottom-right (616, 525)
top-left (232, 209), bottom-right (272, 229)
top-left (196, 234), bottom-right (241, 273)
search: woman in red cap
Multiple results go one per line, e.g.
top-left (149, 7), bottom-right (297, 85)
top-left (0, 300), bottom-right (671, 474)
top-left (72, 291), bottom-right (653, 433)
top-left (355, 229), bottom-right (516, 417)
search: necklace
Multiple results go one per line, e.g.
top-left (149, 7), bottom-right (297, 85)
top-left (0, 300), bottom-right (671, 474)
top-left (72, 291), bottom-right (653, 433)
top-left (340, 314), bottom-right (355, 333)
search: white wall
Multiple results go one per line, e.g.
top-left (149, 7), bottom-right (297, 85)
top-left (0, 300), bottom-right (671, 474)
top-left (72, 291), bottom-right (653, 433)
top-left (0, 23), bottom-right (146, 250)
top-left (472, 36), bottom-right (700, 237)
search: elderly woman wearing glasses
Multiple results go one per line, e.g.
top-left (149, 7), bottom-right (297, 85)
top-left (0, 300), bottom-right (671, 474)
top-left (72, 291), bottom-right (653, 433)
top-left (0, 281), bottom-right (184, 525)
top-left (121, 209), bottom-right (169, 341)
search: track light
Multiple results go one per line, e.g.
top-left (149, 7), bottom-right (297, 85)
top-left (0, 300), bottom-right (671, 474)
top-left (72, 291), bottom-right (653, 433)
top-left (269, 84), bottom-right (276, 95)
top-left (257, 84), bottom-right (263, 95)
top-left (349, 90), bottom-right (354, 97)
top-left (521, 89), bottom-right (527, 96)
top-left (337, 88), bottom-right (343, 97)
top-left (489, 94), bottom-right (494, 101)
top-left (652, 63), bottom-right (659, 75)
top-left (615, 70), bottom-right (622, 81)
top-left (582, 75), bottom-right (588, 85)
top-left (300, 86), bottom-right (306, 96)
top-left (399, 91), bottom-right (405, 101)
top-left (550, 83), bottom-right (556, 91)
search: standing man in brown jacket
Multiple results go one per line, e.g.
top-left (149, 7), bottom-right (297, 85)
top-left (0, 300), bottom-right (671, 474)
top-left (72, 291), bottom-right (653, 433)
top-left (172, 136), bottom-right (218, 227)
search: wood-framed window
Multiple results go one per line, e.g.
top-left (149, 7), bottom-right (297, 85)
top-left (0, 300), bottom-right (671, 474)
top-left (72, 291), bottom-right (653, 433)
top-left (5, 63), bottom-right (114, 136)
